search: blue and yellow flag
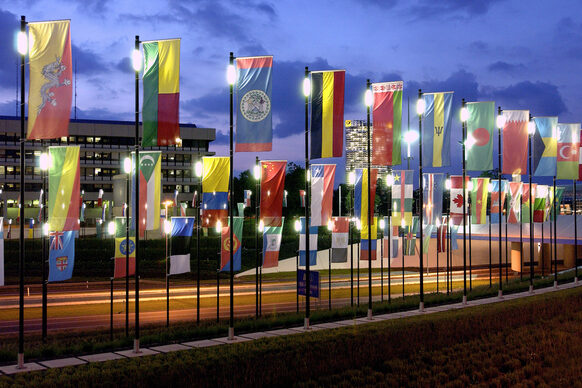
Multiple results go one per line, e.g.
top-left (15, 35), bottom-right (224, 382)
top-left (421, 92), bottom-right (453, 167)
top-left (533, 117), bottom-right (558, 177)
top-left (202, 157), bottom-right (230, 227)
top-left (354, 168), bottom-right (378, 229)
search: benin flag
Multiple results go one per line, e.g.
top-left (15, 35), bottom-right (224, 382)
top-left (310, 70), bottom-right (345, 159)
top-left (421, 91), bottom-right (453, 167)
top-left (220, 217), bottom-right (243, 272)
top-left (470, 178), bottom-right (489, 224)
top-left (132, 151), bottom-right (161, 235)
top-left (142, 39), bottom-right (180, 147)
top-left (48, 146), bottom-right (80, 231)
top-left (372, 81), bottom-right (403, 166)
top-left (466, 101), bottom-right (495, 171)
top-left (556, 123), bottom-right (580, 179)
top-left (27, 20), bottom-right (72, 140)
top-left (202, 157), bottom-right (229, 227)
top-left (502, 110), bottom-right (529, 175)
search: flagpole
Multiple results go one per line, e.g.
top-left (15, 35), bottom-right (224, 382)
top-left (505, 189), bottom-right (509, 284)
top-left (574, 180), bottom-right (578, 283)
top-left (17, 15), bottom-right (27, 369)
top-left (497, 106), bottom-right (503, 298)
top-left (529, 116), bottom-right (534, 293)
top-left (125, 158), bottom-right (130, 336)
top-left (388, 174), bottom-right (392, 303)
top-left (133, 35), bottom-right (141, 354)
top-left (255, 156), bottom-right (259, 318)
top-left (196, 166), bottom-right (201, 323)
top-left (228, 51), bottom-right (235, 341)
top-left (41, 147), bottom-right (47, 341)
top-left (304, 66), bottom-right (311, 329)
top-left (366, 79), bottom-right (373, 320)
top-left (541, 218), bottom-right (545, 277)
top-left (488, 212), bottom-right (492, 288)
top-left (461, 99), bottom-right (468, 305)
top-left (554, 177), bottom-right (558, 288)
top-left (447, 211), bottom-right (450, 294)
top-left (350, 168), bottom-right (354, 307)
top-left (469, 198), bottom-right (472, 291)
top-left (417, 89), bottom-right (424, 312)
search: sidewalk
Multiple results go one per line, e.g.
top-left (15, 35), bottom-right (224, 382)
top-left (0, 280), bottom-right (580, 376)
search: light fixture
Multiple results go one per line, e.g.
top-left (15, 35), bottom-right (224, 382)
top-left (528, 121), bottom-right (536, 135)
top-left (107, 221), bottom-right (115, 236)
top-left (379, 218), bottom-right (385, 230)
top-left (253, 164), bottom-right (261, 181)
top-left (294, 219), bottom-right (301, 232)
top-left (436, 219), bottom-right (441, 228)
top-left (327, 219), bottom-right (334, 231)
top-left (487, 183), bottom-right (493, 192)
top-left (43, 223), bottom-right (49, 236)
top-left (227, 64), bottom-right (236, 85)
top-left (39, 153), bottom-right (49, 171)
top-left (401, 219), bottom-right (406, 228)
top-left (216, 220), bottom-right (223, 233)
top-left (132, 49), bottom-right (142, 72)
top-left (164, 219), bottom-right (171, 235)
top-left (194, 161), bottom-right (203, 178)
top-left (416, 98), bottom-right (426, 115)
top-left (385, 173), bottom-right (394, 187)
top-left (364, 89), bottom-right (373, 107)
top-left (496, 114), bottom-right (506, 129)
top-left (348, 171), bottom-right (356, 185)
top-left (17, 31), bottom-right (28, 55)
top-left (465, 133), bottom-right (476, 149)
top-left (258, 219), bottom-right (264, 232)
top-left (123, 157), bottom-right (132, 174)
top-left (302, 77), bottom-right (311, 97)
top-left (460, 107), bottom-right (470, 122)
top-left (404, 130), bottom-right (419, 145)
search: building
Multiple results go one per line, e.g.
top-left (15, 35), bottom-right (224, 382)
top-left (345, 119), bottom-right (388, 174)
top-left (0, 116), bottom-right (215, 221)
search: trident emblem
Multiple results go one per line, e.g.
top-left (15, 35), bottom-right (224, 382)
top-left (435, 125), bottom-right (443, 136)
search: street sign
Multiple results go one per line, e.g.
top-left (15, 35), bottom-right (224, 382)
top-left (297, 269), bottom-right (320, 298)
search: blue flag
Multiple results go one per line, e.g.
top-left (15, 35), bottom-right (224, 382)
top-left (299, 217), bottom-right (318, 266)
top-left (421, 92), bottom-right (453, 167)
top-left (533, 116), bottom-right (558, 177)
top-left (450, 225), bottom-right (459, 251)
top-left (235, 56), bottom-right (273, 152)
top-left (48, 230), bottom-right (75, 282)
top-left (422, 173), bottom-right (444, 225)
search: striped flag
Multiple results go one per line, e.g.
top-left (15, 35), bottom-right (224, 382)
top-left (422, 173), bottom-right (444, 225)
top-left (114, 217), bottom-right (135, 278)
top-left (361, 217), bottom-right (377, 260)
top-left (283, 190), bottom-right (288, 207)
top-left (220, 217), bottom-right (243, 272)
top-left (180, 203), bottom-right (187, 217)
top-left (470, 177), bottom-right (489, 224)
top-left (142, 39), bottom-right (180, 146)
top-left (422, 224), bottom-right (435, 254)
top-left (236, 56), bottom-right (273, 152)
top-left (310, 164), bottom-right (336, 226)
top-left (263, 219), bottom-right (284, 268)
top-left (533, 185), bottom-right (548, 223)
top-left (466, 101), bottom-right (495, 171)
top-left (132, 151), bottom-right (162, 235)
top-left (97, 189), bottom-right (104, 207)
top-left (490, 180), bottom-right (507, 224)
top-left (372, 81), bottom-right (403, 166)
top-left (551, 187), bottom-right (565, 221)
top-left (299, 217), bottom-right (318, 266)
top-left (201, 157), bottom-right (229, 228)
top-left (508, 182), bottom-right (523, 224)
top-left (450, 224), bottom-right (460, 250)
top-left (260, 161), bottom-right (286, 227)
top-left (299, 190), bottom-right (306, 207)
top-left (27, 20), bottom-right (72, 140)
top-left (404, 216), bottom-right (419, 256)
top-left (170, 217), bottom-right (194, 275)
top-left (450, 175), bottom-right (470, 226)
top-left (354, 168), bottom-right (378, 229)
top-left (48, 146), bottom-right (80, 231)
top-left (437, 216), bottom-right (447, 253)
top-left (390, 219), bottom-right (399, 258)
top-left (310, 70), bottom-right (345, 159)
top-left (502, 110), bottom-right (529, 175)
top-left (331, 217), bottom-right (349, 263)
top-left (533, 116), bottom-right (558, 177)
top-left (557, 123), bottom-right (580, 179)
top-left (244, 190), bottom-right (252, 207)
top-left (521, 183), bottom-right (537, 223)
top-left (391, 170), bottom-right (413, 227)
top-left (421, 92), bottom-right (453, 167)
top-left (544, 186), bottom-right (554, 221)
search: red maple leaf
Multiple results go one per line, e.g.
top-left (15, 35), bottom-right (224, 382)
top-left (453, 194), bottom-right (464, 208)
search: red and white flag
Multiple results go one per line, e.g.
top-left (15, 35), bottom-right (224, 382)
top-left (260, 161), bottom-right (286, 227)
top-left (331, 216), bottom-right (349, 263)
top-left (508, 182), bottom-right (523, 224)
top-left (502, 110), bottom-right (529, 175)
top-left (97, 189), bottom-right (104, 207)
top-left (310, 164), bottom-right (336, 226)
top-left (449, 175), bottom-right (470, 225)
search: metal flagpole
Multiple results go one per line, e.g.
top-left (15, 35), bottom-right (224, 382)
top-left (125, 162), bottom-right (130, 336)
top-left (541, 221), bottom-right (545, 277)
top-left (197, 175), bottom-right (201, 323)
top-left (133, 35), bottom-right (141, 354)
top-left (380, 221), bottom-right (384, 301)
top-left (388, 179), bottom-right (392, 303)
top-left (216, 233), bottom-right (220, 323)
top-left (497, 106), bottom-right (503, 297)
top-left (529, 116), bottom-right (534, 293)
top-left (418, 89), bottom-right (424, 311)
top-left (304, 66), bottom-right (311, 329)
top-left (505, 191), bottom-right (509, 284)
top-left (366, 79), bottom-right (373, 320)
top-left (110, 276), bottom-right (113, 341)
top-left (255, 156), bottom-right (260, 318)
top-left (447, 212), bottom-right (450, 294)
top-left (520, 195), bottom-right (523, 281)
top-left (554, 177), bottom-right (558, 288)
top-left (350, 176), bottom-right (354, 306)
top-left (402, 230), bottom-right (405, 299)
top-left (166, 222), bottom-right (169, 327)
top-left (228, 52), bottom-right (235, 340)
top-left (41, 142), bottom-right (47, 341)
top-left (488, 212), bottom-right (492, 287)
top-left (469, 199), bottom-right (472, 291)
top-left (461, 99), bottom-right (468, 305)
top-left (574, 180), bottom-right (578, 283)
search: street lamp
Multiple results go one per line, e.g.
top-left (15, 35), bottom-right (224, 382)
top-left (107, 221), bottom-right (115, 236)
top-left (294, 218), bottom-right (301, 312)
top-left (403, 130), bottom-right (419, 169)
top-left (132, 48), bottom-right (142, 72)
top-left (194, 159), bottom-right (203, 323)
top-left (254, 157), bottom-right (261, 317)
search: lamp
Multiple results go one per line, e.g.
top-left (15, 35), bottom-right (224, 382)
top-left (107, 221), bottom-right (115, 236)
top-left (348, 171), bottom-right (356, 185)
top-left (303, 77), bottom-right (311, 97)
top-left (132, 49), bottom-right (142, 72)
top-left (216, 220), bottom-right (222, 234)
top-left (385, 173), bottom-right (394, 187)
top-left (364, 89), bottom-right (373, 107)
top-left (460, 107), bottom-right (470, 122)
top-left (39, 153), bottom-right (49, 171)
top-left (496, 114), bottom-right (506, 129)
top-left (16, 31), bottom-right (28, 55)
top-left (416, 98), bottom-right (426, 115)
top-left (253, 164), bottom-right (261, 181)
top-left (194, 161), bottom-right (203, 178)
top-left (227, 64), bottom-right (236, 85)
top-left (123, 157), bottom-right (132, 174)
top-left (294, 219), bottom-right (301, 232)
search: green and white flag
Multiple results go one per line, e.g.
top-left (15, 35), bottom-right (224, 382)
top-left (466, 101), bottom-right (495, 171)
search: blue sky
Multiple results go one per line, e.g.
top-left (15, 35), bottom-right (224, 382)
top-left (0, 0), bottom-right (581, 182)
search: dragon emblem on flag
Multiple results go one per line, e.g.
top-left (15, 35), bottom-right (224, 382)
top-left (240, 90), bottom-right (270, 122)
top-left (38, 56), bottom-right (71, 114)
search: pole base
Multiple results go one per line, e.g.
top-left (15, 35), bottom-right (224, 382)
top-left (462, 295), bottom-right (467, 305)
top-left (304, 317), bottom-right (310, 330)
top-left (554, 280), bottom-right (558, 289)
top-left (498, 290), bottom-right (503, 299)
top-left (367, 309), bottom-right (373, 320)
top-left (529, 285), bottom-right (534, 294)
top-left (17, 353), bottom-right (25, 370)
top-left (228, 327), bottom-right (235, 341)
top-left (576, 277), bottom-right (579, 284)
top-left (133, 339), bottom-right (141, 354)
top-left (419, 302), bottom-right (424, 312)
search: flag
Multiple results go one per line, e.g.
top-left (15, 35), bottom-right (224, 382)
top-left (521, 183), bottom-right (537, 223)
top-left (361, 217), bottom-right (377, 260)
top-left (470, 177), bottom-right (489, 224)
top-left (7, 221), bottom-right (11, 239)
top-left (38, 189), bottom-right (44, 223)
top-left (28, 218), bottom-right (34, 238)
top-left (310, 70), bottom-right (345, 159)
top-left (403, 216), bottom-right (419, 256)
top-left (236, 56), bottom-right (273, 152)
top-left (372, 81), bottom-right (403, 166)
top-left (220, 217), bottom-right (243, 272)
top-left (423, 173), bottom-right (444, 225)
top-left (170, 216), bottom-right (194, 275)
top-left (97, 189), bottom-right (104, 207)
top-left (299, 217), bottom-right (318, 266)
top-left (557, 123), bottom-right (580, 179)
top-left (533, 185), bottom-right (548, 223)
top-left (142, 39), bottom-right (180, 147)
top-left (390, 219), bottom-right (399, 258)
top-left (0, 218), bottom-right (3, 286)
top-left (244, 190), bottom-right (252, 207)
top-left (490, 180), bottom-right (507, 224)
top-left (508, 182), bottom-right (523, 224)
top-left (263, 218), bottom-right (284, 268)
top-left (450, 224), bottom-right (459, 250)
top-left (101, 202), bottom-right (107, 222)
top-left (437, 216), bottom-right (447, 253)
top-left (80, 203), bottom-right (85, 222)
top-left (27, 20), bottom-right (72, 140)
top-left (551, 186), bottom-right (565, 221)
top-left (382, 216), bottom-right (398, 259)
top-left (48, 146), bottom-right (80, 231)
top-left (299, 190), bottom-right (306, 207)
top-left (114, 217), bottom-right (135, 279)
top-left (131, 151), bottom-right (162, 234)
top-left (331, 217), bottom-right (349, 263)
top-left (449, 175), bottom-right (470, 225)
top-left (422, 224), bottom-right (435, 254)
top-left (191, 191), bottom-right (197, 208)
top-left (391, 170), bottom-right (413, 227)
top-left (533, 116), bottom-right (558, 177)
top-left (421, 92), bottom-right (453, 167)
top-left (502, 110), bottom-right (529, 175)
top-left (202, 156), bottom-right (229, 228)
top-left (180, 202), bottom-right (187, 217)
top-left (544, 186), bottom-right (554, 222)
top-left (310, 164), bottom-right (336, 226)
top-left (261, 161), bottom-right (286, 227)
top-left (466, 101), bottom-right (495, 171)
top-left (48, 230), bottom-right (75, 282)
top-left (173, 190), bottom-right (179, 207)
top-left (355, 168), bottom-right (378, 228)
top-left (237, 202), bottom-right (245, 217)
top-left (37, 204), bottom-right (43, 225)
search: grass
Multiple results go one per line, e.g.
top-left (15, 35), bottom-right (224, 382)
top-left (1, 276), bottom-right (581, 387)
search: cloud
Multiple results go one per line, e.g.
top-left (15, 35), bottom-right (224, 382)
top-left (406, 69), bottom-right (480, 102)
top-left (487, 81), bottom-right (567, 116)
top-left (71, 0), bottom-right (110, 15)
top-left (72, 44), bottom-right (110, 74)
top-left (0, 10), bottom-right (19, 89)
top-left (115, 57), bottom-right (133, 74)
top-left (552, 17), bottom-right (582, 60)
top-left (488, 61), bottom-right (526, 74)
top-left (74, 106), bottom-right (129, 121)
top-left (410, 0), bottom-right (505, 18)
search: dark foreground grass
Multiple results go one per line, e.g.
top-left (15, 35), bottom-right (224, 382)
top-left (1, 279), bottom-right (581, 387)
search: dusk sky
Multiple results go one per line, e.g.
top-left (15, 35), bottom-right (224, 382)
top-left (0, 0), bottom-right (581, 182)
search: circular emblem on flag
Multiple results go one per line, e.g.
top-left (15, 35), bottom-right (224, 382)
top-left (472, 128), bottom-right (490, 146)
top-left (223, 236), bottom-right (240, 252)
top-left (120, 239), bottom-right (135, 256)
top-left (558, 144), bottom-right (573, 160)
top-left (240, 90), bottom-right (270, 122)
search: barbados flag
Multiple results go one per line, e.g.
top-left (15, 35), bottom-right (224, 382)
top-left (533, 117), bottom-right (558, 177)
top-left (354, 168), bottom-right (378, 229)
top-left (142, 39), bottom-right (180, 147)
top-left (48, 146), bottom-right (80, 231)
top-left (421, 92), bottom-right (453, 167)
top-left (202, 157), bottom-right (229, 227)
top-left (310, 70), bottom-right (345, 159)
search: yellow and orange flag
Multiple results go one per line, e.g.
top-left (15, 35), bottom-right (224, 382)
top-left (48, 146), bottom-right (80, 231)
top-left (27, 20), bottom-right (72, 140)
